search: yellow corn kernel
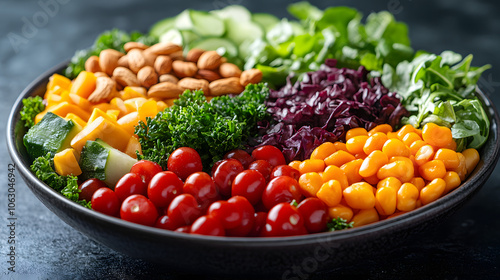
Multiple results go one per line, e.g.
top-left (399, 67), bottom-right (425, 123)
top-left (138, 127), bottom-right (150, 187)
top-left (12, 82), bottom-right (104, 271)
top-left (420, 178), bottom-right (446, 205)
top-left (382, 138), bottom-right (410, 159)
top-left (443, 171), bottom-right (461, 193)
top-left (310, 142), bottom-right (336, 160)
top-left (351, 208), bottom-right (379, 227)
top-left (343, 182), bottom-right (376, 210)
top-left (462, 148), bottom-right (480, 175)
top-left (298, 172), bottom-right (323, 197)
top-left (341, 159), bottom-right (363, 185)
top-left (396, 183), bottom-right (419, 212)
top-left (419, 160), bottom-right (446, 181)
top-left (324, 150), bottom-right (356, 167)
top-left (377, 177), bottom-right (402, 191)
top-left (368, 124), bottom-right (392, 136)
top-left (346, 127), bottom-right (368, 141)
top-left (328, 204), bottom-right (354, 222)
top-left (317, 180), bottom-right (343, 207)
top-left (363, 132), bottom-right (389, 155)
top-left (359, 150), bottom-right (389, 178)
top-left (346, 135), bottom-right (369, 155)
top-left (321, 165), bottom-right (349, 190)
top-left (299, 159), bottom-right (326, 174)
top-left (375, 186), bottom-right (397, 216)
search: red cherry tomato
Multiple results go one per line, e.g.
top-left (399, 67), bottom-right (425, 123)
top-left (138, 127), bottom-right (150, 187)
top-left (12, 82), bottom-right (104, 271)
top-left (261, 203), bottom-right (306, 237)
top-left (297, 198), bottom-right (329, 233)
top-left (232, 169), bottom-right (266, 205)
top-left (130, 160), bottom-right (163, 184)
top-left (210, 159), bottom-right (224, 177)
top-left (248, 212), bottom-right (267, 237)
top-left (248, 160), bottom-right (273, 181)
top-left (225, 196), bottom-right (255, 237)
top-left (212, 159), bottom-right (244, 197)
top-left (91, 187), bottom-right (120, 217)
top-left (224, 149), bottom-right (254, 169)
top-left (183, 172), bottom-right (220, 210)
top-left (175, 226), bottom-right (191, 233)
top-left (147, 171), bottom-right (184, 208)
top-left (154, 215), bottom-right (177, 231)
top-left (270, 165), bottom-right (300, 181)
top-left (207, 201), bottom-right (243, 229)
top-left (114, 173), bottom-right (147, 202)
top-left (190, 215), bottom-right (225, 236)
top-left (79, 178), bottom-right (106, 202)
top-left (167, 194), bottom-right (201, 228)
top-left (167, 147), bottom-right (203, 181)
top-left (251, 145), bottom-right (286, 167)
top-left (120, 194), bottom-right (158, 227)
top-left (262, 176), bottom-right (302, 210)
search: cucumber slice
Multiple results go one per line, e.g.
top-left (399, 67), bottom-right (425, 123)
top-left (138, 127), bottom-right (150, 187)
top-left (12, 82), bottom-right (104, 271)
top-left (211, 5), bottom-right (252, 22)
top-left (190, 37), bottom-right (238, 58)
top-left (150, 17), bottom-right (176, 38)
top-left (224, 17), bottom-right (263, 46)
top-left (159, 29), bottom-right (200, 46)
top-left (252, 13), bottom-right (280, 32)
top-left (175, 9), bottom-right (225, 37)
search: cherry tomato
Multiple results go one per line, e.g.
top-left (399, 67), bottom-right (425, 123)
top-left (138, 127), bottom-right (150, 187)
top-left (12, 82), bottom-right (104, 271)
top-left (212, 159), bottom-right (244, 197)
top-left (91, 187), bottom-right (120, 217)
top-left (120, 194), bottom-right (158, 227)
top-left (248, 212), bottom-right (267, 237)
top-left (207, 201), bottom-right (243, 229)
top-left (262, 176), bottom-right (302, 210)
top-left (167, 147), bottom-right (203, 181)
top-left (175, 226), bottom-right (191, 233)
top-left (114, 173), bottom-right (147, 202)
top-left (225, 196), bottom-right (255, 237)
top-left (232, 170), bottom-right (266, 205)
top-left (251, 145), bottom-right (286, 167)
top-left (154, 215), bottom-right (176, 231)
top-left (190, 215), bottom-right (225, 236)
top-left (248, 160), bottom-right (273, 181)
top-left (210, 159), bottom-right (224, 177)
top-left (261, 203), bottom-right (306, 237)
top-left (183, 172), bottom-right (220, 210)
top-left (270, 165), bottom-right (300, 181)
top-left (167, 194), bottom-right (201, 228)
top-left (297, 198), bottom-right (329, 233)
top-left (147, 171), bottom-right (183, 208)
top-left (224, 149), bottom-right (254, 169)
top-left (79, 178), bottom-right (106, 202)
top-left (130, 160), bottom-right (163, 184)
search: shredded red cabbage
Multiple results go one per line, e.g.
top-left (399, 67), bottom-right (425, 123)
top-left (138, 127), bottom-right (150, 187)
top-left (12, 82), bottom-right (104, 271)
top-left (252, 59), bottom-right (409, 162)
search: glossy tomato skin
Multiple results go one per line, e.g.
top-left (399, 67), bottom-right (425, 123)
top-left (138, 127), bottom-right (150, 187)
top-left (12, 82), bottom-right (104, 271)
top-left (248, 212), bottom-right (268, 237)
top-left (79, 178), bottom-right (107, 202)
top-left (270, 165), bottom-right (300, 181)
top-left (251, 145), bottom-right (286, 167)
top-left (114, 173), bottom-right (148, 202)
top-left (147, 171), bottom-right (184, 208)
top-left (190, 215), bottom-right (225, 236)
top-left (248, 160), bottom-right (273, 181)
top-left (207, 200), bottom-right (242, 229)
top-left (212, 159), bottom-right (244, 197)
top-left (167, 194), bottom-right (201, 228)
top-left (167, 147), bottom-right (203, 181)
top-left (183, 172), bottom-right (220, 210)
top-left (120, 194), bottom-right (158, 226)
top-left (224, 149), bottom-right (254, 169)
top-left (225, 196), bottom-right (255, 237)
top-left (175, 226), bottom-right (191, 233)
top-left (232, 169), bottom-right (266, 205)
top-left (155, 215), bottom-right (177, 230)
top-left (262, 176), bottom-right (302, 210)
top-left (297, 198), bottom-right (329, 233)
top-left (261, 203), bottom-right (306, 237)
top-left (130, 160), bottom-right (163, 184)
top-left (91, 187), bottom-right (120, 217)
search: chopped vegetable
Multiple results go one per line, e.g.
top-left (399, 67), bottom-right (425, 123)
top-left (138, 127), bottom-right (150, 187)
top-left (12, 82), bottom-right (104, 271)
top-left (327, 218), bottom-right (354, 231)
top-left (20, 96), bottom-right (45, 128)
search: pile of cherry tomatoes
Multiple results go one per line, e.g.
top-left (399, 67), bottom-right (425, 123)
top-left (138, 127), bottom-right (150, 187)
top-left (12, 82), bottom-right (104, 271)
top-left (81, 146), bottom-right (330, 237)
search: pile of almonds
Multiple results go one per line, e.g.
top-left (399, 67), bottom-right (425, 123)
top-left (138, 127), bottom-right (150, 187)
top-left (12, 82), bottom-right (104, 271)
top-left (84, 41), bottom-right (263, 103)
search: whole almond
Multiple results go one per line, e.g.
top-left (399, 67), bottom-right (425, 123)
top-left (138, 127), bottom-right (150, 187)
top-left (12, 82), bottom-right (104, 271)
top-left (94, 72), bottom-right (109, 78)
top-left (88, 76), bottom-right (118, 103)
top-left (137, 66), bottom-right (158, 88)
top-left (169, 50), bottom-right (185, 61)
top-left (209, 77), bottom-right (244, 96)
top-left (195, 70), bottom-right (221, 82)
top-left (124, 42), bottom-right (149, 52)
top-left (148, 82), bottom-right (184, 99)
top-left (178, 78), bottom-right (210, 95)
top-left (113, 67), bottom-right (140, 87)
top-left (154, 55), bottom-right (173, 75)
top-left (240, 69), bottom-right (263, 86)
top-left (159, 74), bottom-right (179, 84)
top-left (186, 48), bottom-right (205, 63)
top-left (117, 55), bottom-right (129, 68)
top-left (172, 61), bottom-right (198, 78)
top-left (197, 51), bottom-right (222, 70)
top-left (219, 63), bottom-right (242, 78)
top-left (85, 56), bottom-right (101, 73)
top-left (99, 49), bottom-right (124, 76)
top-left (128, 49), bottom-right (148, 73)
top-left (147, 42), bottom-right (183, 55)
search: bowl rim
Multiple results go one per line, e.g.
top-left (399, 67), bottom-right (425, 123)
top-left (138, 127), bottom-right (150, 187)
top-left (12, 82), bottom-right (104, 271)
top-left (7, 60), bottom-right (500, 247)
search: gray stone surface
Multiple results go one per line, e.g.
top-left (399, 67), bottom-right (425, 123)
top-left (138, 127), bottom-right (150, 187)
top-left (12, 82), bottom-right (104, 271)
top-left (0, 0), bottom-right (499, 279)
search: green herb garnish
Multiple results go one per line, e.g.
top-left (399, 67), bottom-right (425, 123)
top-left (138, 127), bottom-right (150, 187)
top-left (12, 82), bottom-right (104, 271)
top-left (327, 218), bottom-right (354, 231)
top-left (20, 96), bottom-right (44, 129)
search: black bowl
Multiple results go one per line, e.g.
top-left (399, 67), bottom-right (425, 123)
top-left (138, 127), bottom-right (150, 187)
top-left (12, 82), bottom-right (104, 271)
top-left (7, 61), bottom-right (500, 277)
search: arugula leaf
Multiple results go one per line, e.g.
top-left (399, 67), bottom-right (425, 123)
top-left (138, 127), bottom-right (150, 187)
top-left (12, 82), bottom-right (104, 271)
top-left (20, 96), bottom-right (45, 128)
top-left (327, 218), bottom-right (354, 231)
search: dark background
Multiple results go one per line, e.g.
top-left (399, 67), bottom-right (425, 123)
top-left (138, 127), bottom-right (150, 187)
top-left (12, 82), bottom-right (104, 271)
top-left (1, 0), bottom-right (499, 279)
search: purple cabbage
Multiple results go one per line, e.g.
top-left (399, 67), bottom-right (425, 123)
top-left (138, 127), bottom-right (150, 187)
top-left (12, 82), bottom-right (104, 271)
top-left (252, 59), bottom-right (409, 162)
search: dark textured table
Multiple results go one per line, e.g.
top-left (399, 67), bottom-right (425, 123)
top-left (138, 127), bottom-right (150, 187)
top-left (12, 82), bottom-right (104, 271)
top-left (1, 0), bottom-right (499, 279)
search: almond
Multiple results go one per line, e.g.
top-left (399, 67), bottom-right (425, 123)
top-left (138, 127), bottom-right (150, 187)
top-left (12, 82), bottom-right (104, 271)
top-left (137, 66), bottom-right (158, 89)
top-left (88, 76), bottom-right (118, 103)
top-left (240, 69), bottom-right (263, 86)
top-left (209, 77), bottom-right (244, 96)
top-left (128, 49), bottom-right (148, 73)
top-left (159, 74), bottom-right (179, 84)
top-left (147, 42), bottom-right (183, 55)
top-left (94, 72), bottom-right (109, 78)
top-left (117, 55), bottom-right (129, 68)
top-left (143, 49), bottom-right (158, 67)
top-left (112, 76), bottom-right (124, 91)
top-left (172, 61), bottom-right (198, 78)
top-left (178, 78), bottom-right (210, 95)
top-left (186, 48), bottom-right (204, 63)
top-left (219, 63), bottom-right (242, 78)
top-left (170, 50), bottom-right (185, 61)
top-left (113, 67), bottom-right (140, 87)
top-left (85, 56), bottom-right (101, 73)
top-left (197, 51), bottom-right (222, 70)
top-left (99, 49), bottom-right (124, 76)
top-left (195, 69), bottom-right (221, 82)
top-left (148, 82), bottom-right (184, 99)
top-left (124, 42), bottom-right (149, 52)
top-left (154, 55), bottom-right (173, 75)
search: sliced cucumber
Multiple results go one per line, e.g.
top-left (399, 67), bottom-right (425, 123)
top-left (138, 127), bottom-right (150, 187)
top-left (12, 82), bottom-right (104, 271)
top-left (224, 17), bottom-right (263, 46)
top-left (150, 17), bottom-right (176, 38)
top-left (211, 5), bottom-right (252, 22)
top-left (252, 13), bottom-right (280, 32)
top-left (190, 37), bottom-right (239, 58)
top-left (175, 9), bottom-right (225, 37)
top-left (160, 29), bottom-right (200, 47)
